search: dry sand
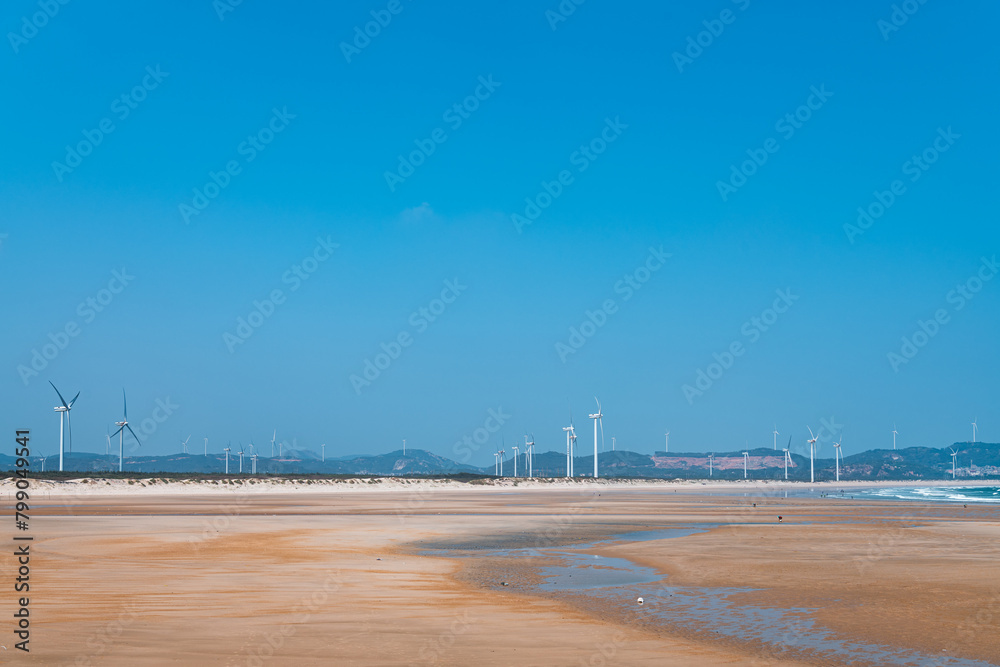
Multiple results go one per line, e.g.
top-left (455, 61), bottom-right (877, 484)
top-left (3, 480), bottom-right (999, 665)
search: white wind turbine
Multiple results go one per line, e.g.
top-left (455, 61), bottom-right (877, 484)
top-left (49, 381), bottom-right (80, 472)
top-left (238, 444), bottom-right (245, 473)
top-left (972, 418), bottom-right (977, 443)
top-left (512, 445), bottom-right (519, 477)
top-left (783, 447), bottom-right (791, 480)
top-left (665, 431), bottom-right (669, 453)
top-left (708, 453), bottom-right (714, 477)
top-left (569, 427), bottom-right (577, 477)
top-left (181, 435), bottom-right (191, 455)
top-left (589, 398), bottom-right (604, 479)
top-left (833, 438), bottom-right (843, 482)
top-left (204, 437), bottom-right (208, 456)
top-left (949, 447), bottom-right (958, 479)
top-left (224, 445), bottom-right (231, 475)
top-left (892, 423), bottom-right (898, 450)
top-left (494, 451), bottom-right (499, 476)
top-left (563, 423), bottom-right (574, 478)
top-left (612, 436), bottom-right (616, 451)
top-left (321, 443), bottom-right (325, 462)
top-left (111, 389), bottom-right (141, 473)
top-left (525, 435), bottom-right (534, 478)
top-left (806, 427), bottom-right (818, 483)
top-left (742, 451), bottom-right (749, 479)
top-left (105, 426), bottom-right (111, 456)
top-left (271, 430), bottom-right (276, 457)
top-left (251, 452), bottom-right (258, 474)
top-left (773, 425), bottom-right (779, 450)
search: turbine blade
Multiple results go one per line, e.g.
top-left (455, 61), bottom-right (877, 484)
top-left (49, 381), bottom-right (69, 409)
top-left (126, 424), bottom-right (142, 446)
top-left (66, 410), bottom-right (73, 453)
top-left (112, 425), bottom-right (125, 437)
top-left (123, 389), bottom-right (128, 420)
top-left (807, 426), bottom-right (815, 440)
top-left (68, 391), bottom-right (81, 408)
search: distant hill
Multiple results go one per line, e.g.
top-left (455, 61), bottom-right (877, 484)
top-left (4, 444), bottom-right (998, 481)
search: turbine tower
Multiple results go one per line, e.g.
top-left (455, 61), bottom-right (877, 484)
top-left (111, 389), bottom-right (141, 473)
top-left (49, 381), bottom-right (80, 472)
top-left (204, 437), bottom-right (208, 456)
top-left (251, 452), bottom-right (258, 474)
top-left (742, 451), bottom-right (749, 479)
top-left (321, 443), bottom-right (326, 462)
top-left (238, 444), bottom-right (245, 473)
top-left (773, 425), bottom-right (779, 450)
top-left (833, 438), bottom-right (843, 482)
top-left (589, 398), bottom-right (604, 479)
top-left (563, 424), bottom-right (574, 478)
top-left (494, 451), bottom-right (499, 476)
top-left (708, 453), bottom-right (714, 477)
top-left (807, 426), bottom-right (819, 483)
top-left (949, 447), bottom-right (958, 479)
top-left (972, 418), bottom-right (978, 443)
top-left (569, 427), bottom-right (577, 477)
top-left (783, 447), bottom-right (791, 480)
top-left (665, 431), bottom-right (669, 453)
top-left (181, 435), bottom-right (191, 455)
top-left (525, 435), bottom-right (535, 478)
top-left (512, 445), bottom-right (519, 477)
top-left (892, 423), bottom-right (898, 450)
top-left (271, 430), bottom-right (276, 457)
top-left (224, 445), bottom-right (231, 475)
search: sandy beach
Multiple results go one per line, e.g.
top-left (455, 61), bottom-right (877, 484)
top-left (5, 480), bottom-right (999, 665)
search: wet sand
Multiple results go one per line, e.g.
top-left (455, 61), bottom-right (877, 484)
top-left (6, 485), bottom-right (1000, 665)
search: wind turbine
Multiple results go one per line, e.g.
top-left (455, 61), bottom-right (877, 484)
top-left (321, 443), bottom-right (325, 462)
top-left (773, 425), bottom-right (779, 450)
top-left (512, 445), bottom-right (519, 477)
top-left (783, 447), bottom-right (791, 480)
top-left (181, 435), bottom-right (191, 455)
top-left (525, 435), bottom-right (534, 478)
top-left (499, 445), bottom-right (504, 477)
top-left (49, 381), bottom-right (80, 472)
top-left (589, 398), bottom-right (604, 479)
top-left (807, 427), bottom-right (818, 483)
top-left (238, 444), bottom-right (245, 473)
top-left (494, 451), bottom-right (499, 476)
top-left (111, 389), bottom-right (141, 473)
top-left (612, 436), bottom-right (616, 451)
top-left (105, 426), bottom-right (111, 456)
top-left (38, 454), bottom-right (46, 473)
top-left (563, 424), bottom-right (574, 478)
top-left (892, 423), bottom-right (898, 450)
top-left (569, 427), bottom-right (577, 477)
top-left (224, 445), bottom-right (231, 475)
top-left (708, 453), bottom-right (714, 477)
top-left (949, 447), bottom-right (958, 479)
top-left (271, 430), bottom-right (276, 457)
top-left (972, 418), bottom-right (978, 443)
top-left (742, 451), bottom-right (749, 479)
top-left (204, 437), bottom-right (208, 456)
top-left (251, 452), bottom-right (258, 474)
top-left (402, 439), bottom-right (406, 455)
top-left (665, 431), bottom-right (669, 453)
top-left (833, 438), bottom-right (843, 482)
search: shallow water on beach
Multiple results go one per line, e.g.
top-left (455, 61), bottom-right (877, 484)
top-left (435, 526), bottom-right (1000, 667)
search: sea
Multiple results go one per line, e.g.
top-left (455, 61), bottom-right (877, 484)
top-left (856, 485), bottom-right (1000, 504)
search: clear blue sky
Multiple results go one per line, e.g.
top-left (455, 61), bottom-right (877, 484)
top-left (2, 0), bottom-right (997, 466)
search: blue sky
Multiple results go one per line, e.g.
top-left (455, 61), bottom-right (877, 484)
top-left (2, 0), bottom-right (998, 466)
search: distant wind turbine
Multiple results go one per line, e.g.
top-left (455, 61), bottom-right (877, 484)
top-left (512, 445), bottom-right (519, 477)
top-left (972, 418), bottom-right (978, 443)
top-left (49, 381), bottom-right (80, 472)
top-left (224, 445), bottom-right (231, 475)
top-left (665, 431), bottom-right (669, 453)
top-left (204, 437), bottom-right (208, 456)
top-left (271, 430), bottom-right (276, 457)
top-left (563, 423), bottom-right (574, 478)
top-left (708, 453), bottom-right (714, 477)
top-left (321, 443), bottom-right (325, 462)
top-left (251, 452), bottom-right (258, 474)
top-left (833, 438), bottom-right (843, 482)
top-left (525, 435), bottom-right (535, 478)
top-left (494, 451), bottom-right (499, 476)
top-left (111, 390), bottom-right (141, 473)
top-left (783, 447), bottom-right (791, 480)
top-left (949, 447), bottom-right (958, 479)
top-left (806, 427), bottom-right (819, 483)
top-left (238, 444), bottom-right (245, 473)
top-left (892, 423), bottom-right (898, 450)
top-left (742, 451), bottom-right (749, 479)
top-left (773, 425), bottom-right (779, 450)
top-left (181, 435), bottom-right (191, 455)
top-left (589, 398), bottom-right (604, 479)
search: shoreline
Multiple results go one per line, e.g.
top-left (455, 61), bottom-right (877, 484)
top-left (4, 475), bottom-right (998, 498)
